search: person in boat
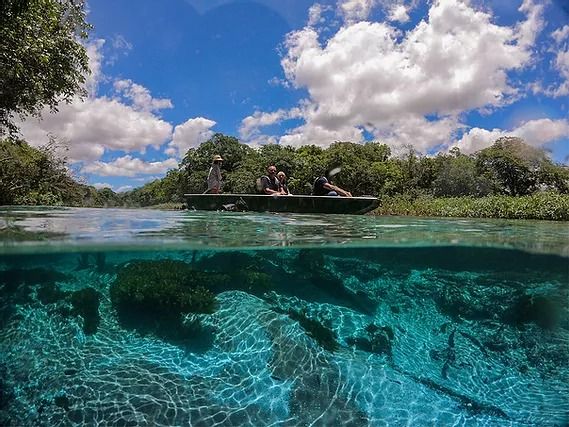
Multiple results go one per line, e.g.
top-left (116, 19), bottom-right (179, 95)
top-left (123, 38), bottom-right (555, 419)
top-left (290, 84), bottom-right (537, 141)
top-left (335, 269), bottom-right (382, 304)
top-left (259, 165), bottom-right (285, 195)
top-left (205, 154), bottom-right (223, 194)
top-left (277, 171), bottom-right (291, 195)
top-left (312, 170), bottom-right (352, 197)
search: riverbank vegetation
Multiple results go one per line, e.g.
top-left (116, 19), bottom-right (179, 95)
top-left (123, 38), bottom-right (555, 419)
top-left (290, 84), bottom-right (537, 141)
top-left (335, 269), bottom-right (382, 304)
top-left (1, 134), bottom-right (567, 220)
top-left (376, 193), bottom-right (569, 221)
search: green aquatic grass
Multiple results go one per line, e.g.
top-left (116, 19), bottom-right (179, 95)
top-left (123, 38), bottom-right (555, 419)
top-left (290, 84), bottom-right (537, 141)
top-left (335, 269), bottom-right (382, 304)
top-left (374, 193), bottom-right (569, 221)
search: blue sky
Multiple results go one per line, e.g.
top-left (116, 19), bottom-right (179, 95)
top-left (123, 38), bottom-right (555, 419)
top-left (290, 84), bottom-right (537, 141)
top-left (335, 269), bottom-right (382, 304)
top-left (20, 0), bottom-right (569, 191)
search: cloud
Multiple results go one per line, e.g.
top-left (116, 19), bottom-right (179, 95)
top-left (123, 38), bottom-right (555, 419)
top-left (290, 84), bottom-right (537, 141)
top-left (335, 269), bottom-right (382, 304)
top-left (547, 25), bottom-right (569, 97)
top-left (455, 118), bottom-right (569, 154)
top-left (19, 39), bottom-right (173, 162)
top-left (82, 156), bottom-right (179, 177)
top-left (273, 0), bottom-right (544, 153)
top-left (551, 24), bottom-right (569, 44)
top-left (113, 79), bottom-right (173, 112)
top-left (92, 182), bottom-right (112, 189)
top-left (339, 0), bottom-right (377, 24)
top-left (115, 185), bottom-right (134, 193)
top-left (19, 98), bottom-right (173, 162)
top-left (85, 39), bottom-right (106, 95)
top-left (387, 4), bottom-right (410, 23)
top-left (168, 117), bottom-right (217, 156)
top-left (308, 3), bottom-right (326, 27)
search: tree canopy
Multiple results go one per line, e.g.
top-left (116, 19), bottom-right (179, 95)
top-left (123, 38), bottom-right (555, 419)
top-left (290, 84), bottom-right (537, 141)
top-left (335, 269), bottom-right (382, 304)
top-left (124, 135), bottom-right (568, 206)
top-left (1, 134), bottom-right (567, 209)
top-left (0, 0), bottom-right (90, 135)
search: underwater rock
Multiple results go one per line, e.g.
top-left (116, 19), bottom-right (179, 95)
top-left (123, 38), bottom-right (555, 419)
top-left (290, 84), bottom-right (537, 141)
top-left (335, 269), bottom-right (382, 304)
top-left (503, 293), bottom-right (562, 329)
top-left (37, 283), bottom-right (69, 305)
top-left (286, 309), bottom-right (339, 352)
top-left (289, 378), bottom-right (369, 426)
top-left (294, 250), bottom-right (378, 315)
top-left (70, 287), bottom-right (101, 335)
top-left (408, 374), bottom-right (509, 420)
top-left (53, 392), bottom-right (71, 411)
top-left (345, 323), bottom-right (394, 357)
top-left (0, 267), bottom-right (71, 306)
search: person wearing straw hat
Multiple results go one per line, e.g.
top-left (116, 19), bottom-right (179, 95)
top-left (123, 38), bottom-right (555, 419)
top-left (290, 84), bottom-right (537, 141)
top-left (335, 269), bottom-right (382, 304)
top-left (206, 155), bottom-right (223, 194)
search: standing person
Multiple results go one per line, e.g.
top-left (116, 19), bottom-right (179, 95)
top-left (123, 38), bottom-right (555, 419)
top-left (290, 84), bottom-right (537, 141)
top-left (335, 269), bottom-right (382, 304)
top-left (259, 165), bottom-right (283, 195)
top-left (277, 171), bottom-right (291, 195)
top-left (312, 173), bottom-right (352, 197)
top-left (206, 155), bottom-right (223, 194)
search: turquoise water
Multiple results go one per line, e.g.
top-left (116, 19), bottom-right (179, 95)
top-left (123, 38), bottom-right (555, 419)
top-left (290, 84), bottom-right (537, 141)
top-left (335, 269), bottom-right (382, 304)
top-left (0, 208), bottom-right (568, 426)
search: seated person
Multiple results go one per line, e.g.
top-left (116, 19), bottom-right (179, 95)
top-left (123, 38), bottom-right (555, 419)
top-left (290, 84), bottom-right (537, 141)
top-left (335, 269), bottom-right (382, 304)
top-left (259, 165), bottom-right (283, 195)
top-left (312, 174), bottom-right (352, 197)
top-left (277, 171), bottom-right (291, 195)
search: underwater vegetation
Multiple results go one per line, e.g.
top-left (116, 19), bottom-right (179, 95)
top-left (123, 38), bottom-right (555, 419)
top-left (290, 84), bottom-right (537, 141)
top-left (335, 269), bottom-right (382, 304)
top-left (435, 275), bottom-right (564, 330)
top-left (110, 259), bottom-right (220, 342)
top-left (110, 259), bottom-right (220, 316)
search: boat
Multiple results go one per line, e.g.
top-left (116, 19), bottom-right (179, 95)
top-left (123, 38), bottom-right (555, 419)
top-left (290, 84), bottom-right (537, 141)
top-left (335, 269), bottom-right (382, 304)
top-left (183, 194), bottom-right (379, 214)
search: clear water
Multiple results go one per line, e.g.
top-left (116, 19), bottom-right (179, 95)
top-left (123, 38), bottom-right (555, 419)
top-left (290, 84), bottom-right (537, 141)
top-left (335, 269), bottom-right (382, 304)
top-left (1, 207), bottom-right (568, 426)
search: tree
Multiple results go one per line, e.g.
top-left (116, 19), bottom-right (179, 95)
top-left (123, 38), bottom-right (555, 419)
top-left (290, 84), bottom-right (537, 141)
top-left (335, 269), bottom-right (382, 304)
top-left (432, 151), bottom-right (494, 197)
top-left (0, 0), bottom-right (91, 135)
top-left (476, 137), bottom-right (549, 196)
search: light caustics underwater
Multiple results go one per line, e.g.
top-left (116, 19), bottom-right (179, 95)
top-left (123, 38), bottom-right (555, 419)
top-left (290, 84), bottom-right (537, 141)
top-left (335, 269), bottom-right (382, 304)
top-left (0, 207), bottom-right (568, 426)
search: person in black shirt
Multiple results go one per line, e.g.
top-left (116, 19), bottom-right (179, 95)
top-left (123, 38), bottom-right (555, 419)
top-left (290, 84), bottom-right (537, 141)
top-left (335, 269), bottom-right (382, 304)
top-left (259, 165), bottom-right (284, 195)
top-left (312, 174), bottom-right (352, 197)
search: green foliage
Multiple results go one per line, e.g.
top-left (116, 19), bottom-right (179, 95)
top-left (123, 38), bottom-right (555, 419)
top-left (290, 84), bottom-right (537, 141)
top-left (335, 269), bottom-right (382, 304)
top-left (475, 137), bottom-right (554, 196)
top-left (432, 151), bottom-right (494, 197)
top-left (4, 128), bottom-right (568, 222)
top-left (1, 0), bottom-right (91, 134)
top-left (376, 193), bottom-right (569, 221)
top-left (0, 138), bottom-right (122, 206)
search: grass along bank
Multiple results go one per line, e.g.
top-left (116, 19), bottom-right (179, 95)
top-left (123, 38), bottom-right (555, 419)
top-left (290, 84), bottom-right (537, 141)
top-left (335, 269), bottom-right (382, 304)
top-left (374, 193), bottom-right (569, 221)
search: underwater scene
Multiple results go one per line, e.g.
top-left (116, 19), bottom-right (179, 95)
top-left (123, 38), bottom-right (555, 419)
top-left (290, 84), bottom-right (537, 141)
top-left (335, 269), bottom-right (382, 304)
top-left (0, 208), bottom-right (568, 426)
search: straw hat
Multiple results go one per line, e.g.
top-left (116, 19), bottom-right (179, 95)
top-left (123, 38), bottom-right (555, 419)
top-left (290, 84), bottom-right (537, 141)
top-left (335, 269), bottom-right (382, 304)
top-left (212, 155), bottom-right (223, 161)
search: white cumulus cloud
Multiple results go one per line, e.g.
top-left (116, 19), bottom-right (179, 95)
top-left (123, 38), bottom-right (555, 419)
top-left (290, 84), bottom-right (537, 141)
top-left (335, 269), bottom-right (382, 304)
top-left (19, 39), bottom-right (174, 163)
top-left (82, 156), bottom-right (179, 177)
top-left (168, 117), bottom-right (217, 156)
top-left (456, 118), bottom-right (569, 154)
top-left (272, 0), bottom-right (544, 152)
top-left (113, 79), bottom-right (173, 112)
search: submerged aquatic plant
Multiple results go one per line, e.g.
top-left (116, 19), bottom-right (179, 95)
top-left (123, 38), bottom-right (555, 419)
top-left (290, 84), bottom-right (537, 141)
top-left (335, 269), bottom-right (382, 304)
top-left (110, 259), bottom-right (221, 344)
top-left (110, 259), bottom-right (219, 316)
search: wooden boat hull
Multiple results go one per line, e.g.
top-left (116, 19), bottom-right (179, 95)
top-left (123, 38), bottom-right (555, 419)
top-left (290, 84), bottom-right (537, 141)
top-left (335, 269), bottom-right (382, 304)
top-left (183, 194), bottom-right (379, 214)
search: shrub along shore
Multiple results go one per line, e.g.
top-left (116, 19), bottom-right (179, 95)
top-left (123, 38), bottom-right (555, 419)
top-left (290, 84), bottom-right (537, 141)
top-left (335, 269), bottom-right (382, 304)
top-left (375, 193), bottom-right (569, 221)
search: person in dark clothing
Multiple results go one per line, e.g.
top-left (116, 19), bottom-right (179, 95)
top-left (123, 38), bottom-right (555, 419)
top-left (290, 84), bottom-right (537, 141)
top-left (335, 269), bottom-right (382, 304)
top-left (259, 165), bottom-right (284, 195)
top-left (312, 174), bottom-right (352, 197)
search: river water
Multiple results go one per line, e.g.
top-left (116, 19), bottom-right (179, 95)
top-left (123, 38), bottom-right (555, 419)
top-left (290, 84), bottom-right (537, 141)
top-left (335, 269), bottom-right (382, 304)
top-left (0, 207), bottom-right (567, 426)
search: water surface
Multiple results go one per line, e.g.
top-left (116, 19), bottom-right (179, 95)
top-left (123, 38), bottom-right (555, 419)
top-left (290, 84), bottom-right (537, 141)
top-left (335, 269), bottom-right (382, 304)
top-left (0, 207), bottom-right (567, 426)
